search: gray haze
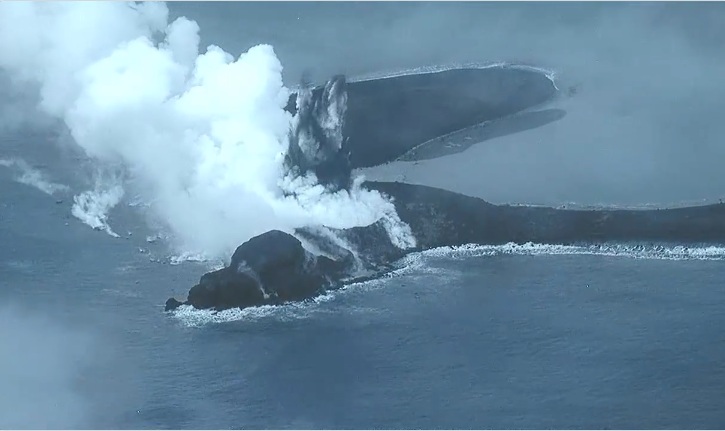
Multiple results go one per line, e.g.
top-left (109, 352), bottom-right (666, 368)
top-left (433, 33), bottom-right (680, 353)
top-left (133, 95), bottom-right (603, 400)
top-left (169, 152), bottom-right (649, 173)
top-left (3, 3), bottom-right (725, 428)
top-left (0, 306), bottom-right (92, 429)
top-left (171, 2), bottom-right (725, 206)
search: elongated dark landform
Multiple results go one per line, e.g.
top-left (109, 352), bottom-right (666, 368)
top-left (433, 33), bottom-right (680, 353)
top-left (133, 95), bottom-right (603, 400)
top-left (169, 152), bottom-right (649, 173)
top-left (166, 181), bottom-right (725, 313)
top-left (165, 66), bottom-right (725, 313)
top-left (367, 181), bottom-right (725, 250)
top-left (285, 66), bottom-right (561, 169)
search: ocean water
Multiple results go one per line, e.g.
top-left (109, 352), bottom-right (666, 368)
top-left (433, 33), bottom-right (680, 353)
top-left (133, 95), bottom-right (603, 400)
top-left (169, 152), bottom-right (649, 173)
top-left (3, 167), bottom-right (725, 429)
top-left (3, 2), bottom-right (725, 429)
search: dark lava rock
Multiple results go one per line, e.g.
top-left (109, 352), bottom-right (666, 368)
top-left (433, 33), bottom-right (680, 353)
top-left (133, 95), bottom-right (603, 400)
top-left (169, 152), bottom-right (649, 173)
top-left (164, 298), bottom-right (184, 312)
top-left (285, 75), bottom-right (351, 192)
top-left (166, 230), bottom-right (355, 312)
top-left (165, 182), bottom-right (725, 314)
top-left (286, 66), bottom-right (559, 169)
top-left (187, 268), bottom-right (264, 310)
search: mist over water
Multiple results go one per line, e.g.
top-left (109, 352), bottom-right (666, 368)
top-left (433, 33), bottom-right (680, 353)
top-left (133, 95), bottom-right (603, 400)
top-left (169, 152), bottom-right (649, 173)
top-left (0, 306), bottom-right (92, 429)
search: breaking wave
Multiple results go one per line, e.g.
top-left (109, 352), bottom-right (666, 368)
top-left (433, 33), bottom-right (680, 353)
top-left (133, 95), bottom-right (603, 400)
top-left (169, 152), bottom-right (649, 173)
top-left (426, 242), bottom-right (725, 261)
top-left (170, 240), bottom-right (724, 327)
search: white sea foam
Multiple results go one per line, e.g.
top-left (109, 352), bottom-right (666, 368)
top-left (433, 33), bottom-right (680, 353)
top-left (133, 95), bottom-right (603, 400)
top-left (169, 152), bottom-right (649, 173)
top-left (170, 240), bottom-right (725, 327)
top-left (422, 242), bottom-right (725, 261)
top-left (167, 252), bottom-right (225, 272)
top-left (168, 250), bottom-right (443, 327)
top-left (170, 293), bottom-right (339, 328)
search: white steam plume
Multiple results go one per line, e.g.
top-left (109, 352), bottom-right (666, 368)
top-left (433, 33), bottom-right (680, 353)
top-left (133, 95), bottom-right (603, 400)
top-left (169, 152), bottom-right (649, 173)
top-left (71, 174), bottom-right (125, 238)
top-left (0, 157), bottom-right (69, 195)
top-left (0, 2), bottom-right (414, 259)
